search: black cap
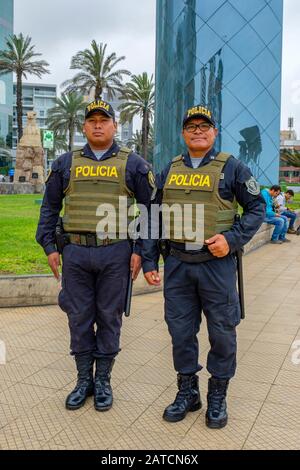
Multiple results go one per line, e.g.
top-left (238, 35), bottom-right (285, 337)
top-left (85, 99), bottom-right (115, 120)
top-left (182, 104), bottom-right (216, 128)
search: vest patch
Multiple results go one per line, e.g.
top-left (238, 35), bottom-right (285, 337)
top-left (168, 173), bottom-right (211, 188)
top-left (75, 165), bottom-right (118, 178)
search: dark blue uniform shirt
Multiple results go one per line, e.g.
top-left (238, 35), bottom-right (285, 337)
top-left (142, 147), bottom-right (266, 273)
top-left (36, 141), bottom-right (153, 256)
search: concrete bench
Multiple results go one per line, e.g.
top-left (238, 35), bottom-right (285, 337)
top-left (244, 208), bottom-right (300, 254)
top-left (244, 222), bottom-right (273, 254)
top-left (0, 272), bottom-right (161, 308)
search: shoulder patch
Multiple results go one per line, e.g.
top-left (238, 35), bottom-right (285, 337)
top-left (148, 170), bottom-right (156, 189)
top-left (245, 176), bottom-right (260, 195)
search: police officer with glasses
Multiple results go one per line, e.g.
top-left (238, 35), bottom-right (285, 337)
top-left (142, 104), bottom-right (265, 429)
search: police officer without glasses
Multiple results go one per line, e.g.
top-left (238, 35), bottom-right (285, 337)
top-left (143, 105), bottom-right (265, 428)
top-left (36, 100), bottom-right (153, 412)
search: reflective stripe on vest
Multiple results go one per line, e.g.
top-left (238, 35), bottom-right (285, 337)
top-left (63, 147), bottom-right (135, 236)
top-left (162, 153), bottom-right (237, 243)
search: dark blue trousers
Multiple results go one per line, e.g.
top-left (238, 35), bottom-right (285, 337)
top-left (164, 254), bottom-right (241, 379)
top-left (58, 241), bottom-right (131, 358)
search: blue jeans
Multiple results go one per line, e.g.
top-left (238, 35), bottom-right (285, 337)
top-left (265, 215), bottom-right (289, 240)
top-left (280, 210), bottom-right (297, 229)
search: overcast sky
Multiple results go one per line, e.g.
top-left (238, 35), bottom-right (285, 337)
top-left (14, 0), bottom-right (300, 134)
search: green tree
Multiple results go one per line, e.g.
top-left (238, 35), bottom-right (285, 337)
top-left (119, 72), bottom-right (155, 160)
top-left (46, 93), bottom-right (86, 152)
top-left (0, 136), bottom-right (13, 175)
top-left (61, 40), bottom-right (130, 100)
top-left (0, 33), bottom-right (49, 141)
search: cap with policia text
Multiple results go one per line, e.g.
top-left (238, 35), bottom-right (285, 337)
top-left (85, 99), bottom-right (115, 120)
top-left (182, 105), bottom-right (216, 128)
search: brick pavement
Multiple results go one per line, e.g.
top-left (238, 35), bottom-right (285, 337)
top-left (0, 238), bottom-right (300, 450)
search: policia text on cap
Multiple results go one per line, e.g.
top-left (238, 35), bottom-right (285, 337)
top-left (36, 100), bottom-right (153, 412)
top-left (142, 105), bottom-right (266, 429)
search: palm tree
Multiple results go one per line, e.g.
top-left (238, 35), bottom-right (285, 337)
top-left (46, 93), bottom-right (86, 152)
top-left (127, 130), bottom-right (143, 154)
top-left (0, 33), bottom-right (49, 141)
top-left (118, 72), bottom-right (155, 160)
top-left (61, 40), bottom-right (131, 100)
top-left (280, 149), bottom-right (300, 167)
top-left (127, 124), bottom-right (154, 163)
top-left (53, 133), bottom-right (69, 154)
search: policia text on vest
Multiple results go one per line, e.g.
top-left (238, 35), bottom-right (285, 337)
top-left (162, 154), bottom-right (237, 243)
top-left (61, 150), bottom-right (214, 245)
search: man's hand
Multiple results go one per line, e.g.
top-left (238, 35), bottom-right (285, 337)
top-left (48, 252), bottom-right (61, 280)
top-left (130, 254), bottom-right (141, 281)
top-left (205, 234), bottom-right (230, 258)
top-left (144, 270), bottom-right (161, 286)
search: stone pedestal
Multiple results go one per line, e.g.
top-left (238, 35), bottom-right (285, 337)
top-left (0, 182), bottom-right (44, 194)
top-left (14, 111), bottom-right (45, 192)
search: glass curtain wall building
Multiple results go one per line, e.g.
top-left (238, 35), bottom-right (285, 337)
top-left (155, 0), bottom-right (283, 185)
top-left (0, 0), bottom-right (14, 172)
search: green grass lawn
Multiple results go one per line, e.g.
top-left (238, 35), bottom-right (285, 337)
top-left (0, 194), bottom-right (51, 275)
top-left (289, 192), bottom-right (300, 209)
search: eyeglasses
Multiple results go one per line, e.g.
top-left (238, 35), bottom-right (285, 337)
top-left (184, 123), bottom-right (214, 133)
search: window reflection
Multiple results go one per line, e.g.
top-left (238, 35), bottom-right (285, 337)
top-left (238, 126), bottom-right (262, 179)
top-left (155, 0), bottom-right (283, 185)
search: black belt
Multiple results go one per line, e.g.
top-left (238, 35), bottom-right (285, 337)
top-left (67, 233), bottom-right (124, 247)
top-left (169, 243), bottom-right (217, 264)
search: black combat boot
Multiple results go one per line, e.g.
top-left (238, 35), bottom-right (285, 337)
top-left (206, 377), bottom-right (229, 429)
top-left (94, 358), bottom-right (115, 411)
top-left (163, 374), bottom-right (202, 422)
top-left (65, 354), bottom-right (94, 410)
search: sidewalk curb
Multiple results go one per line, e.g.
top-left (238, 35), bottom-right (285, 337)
top-left (0, 272), bottom-right (163, 308)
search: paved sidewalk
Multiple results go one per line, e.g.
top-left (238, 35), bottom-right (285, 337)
top-left (0, 238), bottom-right (300, 450)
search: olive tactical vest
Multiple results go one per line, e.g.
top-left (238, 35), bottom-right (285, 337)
top-left (63, 148), bottom-right (135, 236)
top-left (162, 153), bottom-right (238, 243)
